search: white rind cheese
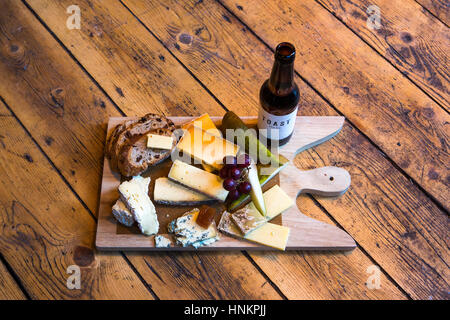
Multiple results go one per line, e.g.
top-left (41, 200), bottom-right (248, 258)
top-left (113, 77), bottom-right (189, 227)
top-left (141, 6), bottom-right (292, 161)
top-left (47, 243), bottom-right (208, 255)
top-left (153, 177), bottom-right (214, 205)
top-left (168, 160), bottom-right (229, 201)
top-left (112, 199), bottom-right (135, 227)
top-left (118, 176), bottom-right (159, 236)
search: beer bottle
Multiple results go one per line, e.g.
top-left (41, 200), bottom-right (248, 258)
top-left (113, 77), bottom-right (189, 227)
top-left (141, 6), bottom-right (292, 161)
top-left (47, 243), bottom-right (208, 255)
top-left (258, 42), bottom-right (299, 146)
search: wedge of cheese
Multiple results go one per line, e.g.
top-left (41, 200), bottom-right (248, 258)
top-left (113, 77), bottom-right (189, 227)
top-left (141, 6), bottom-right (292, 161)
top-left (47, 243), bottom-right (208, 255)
top-left (153, 177), bottom-right (214, 205)
top-left (147, 134), bottom-right (173, 150)
top-left (264, 185), bottom-right (295, 220)
top-left (231, 202), bottom-right (266, 235)
top-left (176, 125), bottom-right (239, 170)
top-left (112, 199), bottom-right (135, 227)
top-left (118, 176), bottom-right (159, 236)
top-left (182, 113), bottom-right (222, 137)
top-left (168, 160), bottom-right (229, 201)
top-left (218, 211), bottom-right (290, 250)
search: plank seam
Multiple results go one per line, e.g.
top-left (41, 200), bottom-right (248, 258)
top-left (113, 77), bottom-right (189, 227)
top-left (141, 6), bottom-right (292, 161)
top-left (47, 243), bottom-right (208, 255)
top-left (414, 0), bottom-right (450, 28)
top-left (118, 0), bottom-right (230, 113)
top-left (0, 253), bottom-right (32, 300)
top-left (0, 96), bottom-right (96, 222)
top-left (217, 0), bottom-right (450, 215)
top-left (120, 253), bottom-right (160, 300)
top-left (308, 195), bottom-right (412, 299)
top-left (314, 0), bottom-right (449, 114)
top-left (20, 0), bottom-right (127, 118)
top-left (241, 251), bottom-right (288, 300)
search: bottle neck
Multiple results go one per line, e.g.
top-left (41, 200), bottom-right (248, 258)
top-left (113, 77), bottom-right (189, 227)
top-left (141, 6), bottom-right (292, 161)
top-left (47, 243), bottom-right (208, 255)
top-left (268, 59), bottom-right (295, 96)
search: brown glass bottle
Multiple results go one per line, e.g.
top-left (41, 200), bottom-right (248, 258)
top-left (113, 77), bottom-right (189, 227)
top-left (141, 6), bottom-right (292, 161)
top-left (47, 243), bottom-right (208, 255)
top-left (258, 42), bottom-right (299, 146)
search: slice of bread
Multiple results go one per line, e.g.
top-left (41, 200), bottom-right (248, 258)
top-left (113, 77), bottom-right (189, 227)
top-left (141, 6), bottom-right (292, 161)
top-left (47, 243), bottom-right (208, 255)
top-left (106, 119), bottom-right (138, 161)
top-left (118, 128), bottom-right (176, 177)
top-left (108, 113), bottom-right (176, 174)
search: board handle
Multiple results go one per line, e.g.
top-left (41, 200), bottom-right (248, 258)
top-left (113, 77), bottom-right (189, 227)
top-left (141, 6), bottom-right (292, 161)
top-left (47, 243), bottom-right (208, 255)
top-left (280, 165), bottom-right (351, 199)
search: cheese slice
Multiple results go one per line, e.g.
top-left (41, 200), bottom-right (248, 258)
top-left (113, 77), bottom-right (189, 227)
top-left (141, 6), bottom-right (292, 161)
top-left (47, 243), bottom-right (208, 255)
top-left (118, 176), bottom-right (159, 236)
top-left (154, 177), bottom-right (214, 205)
top-left (168, 160), bottom-right (229, 201)
top-left (182, 113), bottom-right (222, 137)
top-left (264, 185), bottom-right (295, 220)
top-left (218, 211), bottom-right (290, 250)
top-left (245, 223), bottom-right (290, 251)
top-left (176, 125), bottom-right (239, 170)
top-left (147, 134), bottom-right (173, 150)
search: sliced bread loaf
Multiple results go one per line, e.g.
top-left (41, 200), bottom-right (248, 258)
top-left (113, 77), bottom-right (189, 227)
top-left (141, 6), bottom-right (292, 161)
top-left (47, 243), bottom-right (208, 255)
top-left (118, 128), bottom-right (176, 177)
top-left (108, 113), bottom-right (176, 174)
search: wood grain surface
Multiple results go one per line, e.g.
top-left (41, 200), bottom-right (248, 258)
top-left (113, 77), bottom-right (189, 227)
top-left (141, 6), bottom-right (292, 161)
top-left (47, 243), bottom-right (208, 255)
top-left (317, 0), bottom-right (449, 110)
top-left (122, 0), bottom-right (449, 299)
top-left (0, 99), bottom-right (153, 299)
top-left (219, 0), bottom-right (449, 213)
top-left (0, 0), bottom-right (447, 299)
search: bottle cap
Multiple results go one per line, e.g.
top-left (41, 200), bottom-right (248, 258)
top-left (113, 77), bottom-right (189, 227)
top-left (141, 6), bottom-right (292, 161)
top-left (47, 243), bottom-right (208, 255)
top-left (275, 42), bottom-right (296, 63)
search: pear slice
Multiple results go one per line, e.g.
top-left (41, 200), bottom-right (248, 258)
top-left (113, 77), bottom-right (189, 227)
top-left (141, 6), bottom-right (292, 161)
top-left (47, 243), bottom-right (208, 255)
top-left (248, 161), bottom-right (267, 216)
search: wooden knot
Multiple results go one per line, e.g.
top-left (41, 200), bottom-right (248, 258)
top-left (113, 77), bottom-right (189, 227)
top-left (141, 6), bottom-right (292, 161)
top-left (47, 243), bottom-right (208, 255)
top-left (178, 33), bottom-right (193, 45)
top-left (48, 88), bottom-right (65, 117)
top-left (73, 245), bottom-right (95, 267)
top-left (3, 42), bottom-right (28, 70)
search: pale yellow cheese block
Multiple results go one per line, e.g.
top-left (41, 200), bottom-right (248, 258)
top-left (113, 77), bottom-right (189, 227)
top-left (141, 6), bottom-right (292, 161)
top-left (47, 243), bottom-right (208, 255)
top-left (264, 185), bottom-right (295, 220)
top-left (218, 211), bottom-right (290, 251)
top-left (147, 134), bottom-right (174, 150)
top-left (176, 125), bottom-right (239, 170)
top-left (245, 223), bottom-right (290, 250)
top-left (168, 160), bottom-right (229, 201)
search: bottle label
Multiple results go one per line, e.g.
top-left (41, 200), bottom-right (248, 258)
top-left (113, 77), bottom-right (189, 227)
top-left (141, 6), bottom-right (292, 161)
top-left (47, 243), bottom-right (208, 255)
top-left (257, 107), bottom-right (298, 140)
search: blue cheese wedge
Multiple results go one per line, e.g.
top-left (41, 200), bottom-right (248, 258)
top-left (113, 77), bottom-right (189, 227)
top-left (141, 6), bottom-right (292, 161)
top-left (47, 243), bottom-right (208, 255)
top-left (118, 176), bottom-right (159, 236)
top-left (154, 235), bottom-right (173, 248)
top-left (168, 208), bottom-right (219, 248)
top-left (112, 199), bottom-right (135, 227)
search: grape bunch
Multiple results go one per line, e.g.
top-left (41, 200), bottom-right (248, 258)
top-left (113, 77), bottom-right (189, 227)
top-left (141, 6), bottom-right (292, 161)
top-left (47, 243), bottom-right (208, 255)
top-left (220, 154), bottom-right (252, 201)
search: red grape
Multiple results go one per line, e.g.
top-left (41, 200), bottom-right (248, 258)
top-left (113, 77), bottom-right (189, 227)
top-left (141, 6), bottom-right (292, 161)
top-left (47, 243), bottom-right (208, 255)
top-left (230, 167), bottom-right (242, 180)
top-left (227, 189), bottom-right (240, 201)
top-left (236, 154), bottom-right (251, 168)
top-left (238, 181), bottom-right (252, 194)
top-left (223, 178), bottom-right (236, 191)
top-left (219, 166), bottom-right (229, 179)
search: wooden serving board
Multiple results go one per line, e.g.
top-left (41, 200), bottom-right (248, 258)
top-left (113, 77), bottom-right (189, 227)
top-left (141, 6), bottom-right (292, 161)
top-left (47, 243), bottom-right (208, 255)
top-left (96, 116), bottom-right (356, 251)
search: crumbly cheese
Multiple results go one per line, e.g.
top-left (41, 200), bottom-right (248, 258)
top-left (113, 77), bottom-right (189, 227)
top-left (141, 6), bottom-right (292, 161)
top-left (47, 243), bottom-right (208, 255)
top-left (168, 209), bottom-right (219, 248)
top-left (154, 235), bottom-right (173, 248)
top-left (118, 176), bottom-right (159, 236)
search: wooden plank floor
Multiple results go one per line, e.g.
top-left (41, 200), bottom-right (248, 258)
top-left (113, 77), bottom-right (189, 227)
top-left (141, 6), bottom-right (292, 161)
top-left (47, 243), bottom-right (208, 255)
top-left (0, 0), bottom-right (447, 300)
